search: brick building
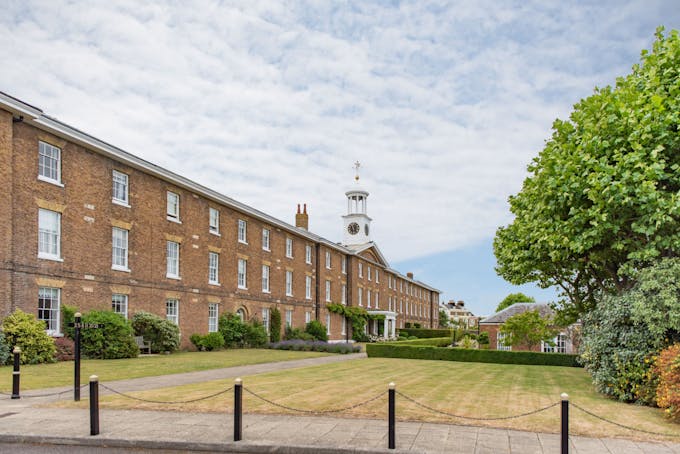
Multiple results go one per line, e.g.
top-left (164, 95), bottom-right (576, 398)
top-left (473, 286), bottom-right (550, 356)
top-left (0, 92), bottom-right (440, 345)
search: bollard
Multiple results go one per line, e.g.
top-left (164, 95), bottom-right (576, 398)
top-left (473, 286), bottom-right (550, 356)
top-left (90, 375), bottom-right (99, 436)
top-left (561, 393), bottom-right (569, 454)
top-left (388, 382), bottom-right (396, 450)
top-left (74, 312), bottom-right (82, 402)
top-left (234, 377), bottom-right (242, 442)
top-left (11, 347), bottom-right (21, 399)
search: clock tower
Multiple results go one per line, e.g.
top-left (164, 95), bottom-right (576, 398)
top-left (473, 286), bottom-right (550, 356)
top-left (342, 161), bottom-right (372, 246)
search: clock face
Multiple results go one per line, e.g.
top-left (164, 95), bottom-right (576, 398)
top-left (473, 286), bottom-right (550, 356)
top-left (348, 222), bottom-right (360, 235)
top-left (364, 224), bottom-right (370, 235)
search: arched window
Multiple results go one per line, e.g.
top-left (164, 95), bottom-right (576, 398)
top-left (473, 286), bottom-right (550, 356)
top-left (236, 308), bottom-right (246, 321)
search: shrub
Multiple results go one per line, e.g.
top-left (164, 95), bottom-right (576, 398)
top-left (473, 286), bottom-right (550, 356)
top-left (244, 320), bottom-right (268, 347)
top-left (305, 320), bottom-right (328, 341)
top-left (219, 313), bottom-right (249, 348)
top-left (80, 311), bottom-right (138, 359)
top-left (131, 311), bottom-right (180, 353)
top-left (62, 304), bottom-right (77, 339)
top-left (655, 344), bottom-right (680, 422)
top-left (478, 332), bottom-right (490, 345)
top-left (54, 336), bottom-right (75, 361)
top-left (413, 323), bottom-right (421, 328)
top-left (284, 326), bottom-right (315, 341)
top-left (1, 309), bottom-right (55, 364)
top-left (399, 328), bottom-right (451, 339)
top-left (459, 336), bottom-right (479, 349)
top-left (270, 307), bottom-right (281, 342)
top-left (579, 293), bottom-right (662, 404)
top-left (393, 337), bottom-right (451, 347)
top-left (190, 332), bottom-right (225, 351)
top-left (407, 336), bottom-right (418, 340)
top-left (366, 343), bottom-right (580, 367)
top-left (0, 331), bottom-right (10, 365)
top-left (269, 340), bottom-right (360, 354)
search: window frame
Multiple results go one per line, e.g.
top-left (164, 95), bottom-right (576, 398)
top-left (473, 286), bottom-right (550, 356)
top-left (38, 209), bottom-right (62, 261)
top-left (285, 237), bottom-right (293, 258)
top-left (325, 280), bottom-right (331, 302)
top-left (238, 219), bottom-right (247, 244)
top-left (112, 227), bottom-right (129, 271)
top-left (166, 299), bottom-right (179, 325)
top-left (285, 270), bottom-right (293, 296)
top-left (305, 244), bottom-right (312, 264)
top-left (208, 303), bottom-right (219, 333)
top-left (325, 251), bottom-right (331, 269)
top-left (262, 264), bottom-right (270, 293)
top-left (166, 241), bottom-right (180, 279)
top-left (112, 170), bottom-right (129, 206)
top-left (262, 228), bottom-right (270, 251)
top-left (166, 191), bottom-right (180, 222)
top-left (237, 258), bottom-right (247, 289)
top-left (209, 208), bottom-right (220, 235)
top-left (305, 275), bottom-right (312, 300)
top-left (38, 141), bottom-right (62, 186)
top-left (38, 287), bottom-right (61, 335)
top-left (208, 251), bottom-right (220, 285)
top-left (285, 309), bottom-right (293, 328)
top-left (111, 293), bottom-right (128, 318)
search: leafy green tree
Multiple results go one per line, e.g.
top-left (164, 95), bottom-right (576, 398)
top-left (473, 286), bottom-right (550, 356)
top-left (218, 313), bottom-right (248, 348)
top-left (438, 309), bottom-right (449, 328)
top-left (0, 331), bottom-right (10, 365)
top-left (495, 293), bottom-right (535, 313)
top-left (499, 310), bottom-right (557, 350)
top-left (494, 28), bottom-right (680, 321)
top-left (131, 311), bottom-right (180, 353)
top-left (305, 320), bottom-right (328, 341)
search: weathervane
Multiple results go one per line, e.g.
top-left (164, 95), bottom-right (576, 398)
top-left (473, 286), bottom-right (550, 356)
top-left (354, 160), bottom-right (361, 181)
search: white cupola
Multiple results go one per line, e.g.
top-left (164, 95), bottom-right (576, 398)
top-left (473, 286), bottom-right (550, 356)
top-left (342, 161), bottom-right (372, 245)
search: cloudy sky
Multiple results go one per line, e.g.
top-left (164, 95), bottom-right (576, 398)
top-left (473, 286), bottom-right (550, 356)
top-left (2, 1), bottom-right (679, 315)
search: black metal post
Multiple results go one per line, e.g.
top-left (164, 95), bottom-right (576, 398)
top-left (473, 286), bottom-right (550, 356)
top-left (561, 393), bottom-right (569, 454)
top-left (89, 375), bottom-right (99, 436)
top-left (74, 312), bottom-right (81, 402)
top-left (234, 378), bottom-right (242, 442)
top-left (11, 347), bottom-right (21, 399)
top-left (388, 382), bottom-right (395, 449)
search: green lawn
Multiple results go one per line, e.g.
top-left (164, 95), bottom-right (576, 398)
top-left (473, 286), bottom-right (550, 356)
top-left (66, 357), bottom-right (680, 442)
top-left (0, 349), bottom-right (330, 390)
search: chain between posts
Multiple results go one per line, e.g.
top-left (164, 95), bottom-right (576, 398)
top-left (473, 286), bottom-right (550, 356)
top-left (244, 387), bottom-right (387, 414)
top-left (98, 383), bottom-right (234, 404)
top-left (396, 391), bottom-right (561, 421)
top-left (1, 385), bottom-right (88, 399)
top-left (571, 402), bottom-right (680, 438)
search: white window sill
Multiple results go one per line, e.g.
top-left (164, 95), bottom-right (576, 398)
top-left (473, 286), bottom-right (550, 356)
top-left (167, 216), bottom-right (182, 224)
top-left (326, 299), bottom-right (332, 303)
top-left (209, 281), bottom-right (221, 286)
top-left (262, 290), bottom-right (271, 294)
top-left (38, 254), bottom-right (63, 262)
top-left (286, 293), bottom-right (293, 297)
top-left (38, 175), bottom-right (64, 187)
top-left (209, 230), bottom-right (221, 236)
top-left (263, 247), bottom-right (271, 252)
top-left (306, 261), bottom-right (312, 265)
top-left (238, 286), bottom-right (248, 290)
top-left (326, 267), bottom-right (331, 270)
top-left (306, 296), bottom-right (312, 300)
top-left (286, 255), bottom-right (293, 259)
top-left (112, 266), bottom-right (131, 273)
top-left (166, 274), bottom-right (181, 280)
top-left (238, 240), bottom-right (248, 245)
top-left (112, 199), bottom-right (130, 208)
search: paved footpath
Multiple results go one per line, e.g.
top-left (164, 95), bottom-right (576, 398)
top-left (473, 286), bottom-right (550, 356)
top-left (1, 354), bottom-right (679, 454)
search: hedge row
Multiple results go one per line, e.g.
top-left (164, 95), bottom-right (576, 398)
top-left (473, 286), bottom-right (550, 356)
top-left (393, 337), bottom-right (452, 347)
top-left (366, 343), bottom-right (581, 367)
top-left (398, 328), bottom-right (452, 338)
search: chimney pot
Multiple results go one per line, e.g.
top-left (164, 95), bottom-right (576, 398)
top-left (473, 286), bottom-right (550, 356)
top-left (407, 272), bottom-right (414, 279)
top-left (295, 203), bottom-right (309, 230)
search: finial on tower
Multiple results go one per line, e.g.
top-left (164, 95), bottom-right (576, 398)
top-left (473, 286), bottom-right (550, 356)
top-left (354, 161), bottom-right (361, 182)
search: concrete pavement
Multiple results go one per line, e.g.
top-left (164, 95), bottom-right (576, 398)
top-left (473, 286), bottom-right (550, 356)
top-left (1, 353), bottom-right (679, 453)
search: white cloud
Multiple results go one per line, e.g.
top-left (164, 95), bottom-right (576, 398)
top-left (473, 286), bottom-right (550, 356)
top-left (1, 0), bottom-right (678, 265)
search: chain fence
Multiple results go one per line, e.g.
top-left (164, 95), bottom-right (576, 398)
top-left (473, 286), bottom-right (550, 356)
top-left (0, 385), bottom-right (88, 399)
top-left (396, 390), bottom-right (561, 421)
top-left (571, 402), bottom-right (680, 438)
top-left (98, 383), bottom-right (234, 405)
top-left (244, 387), bottom-right (386, 414)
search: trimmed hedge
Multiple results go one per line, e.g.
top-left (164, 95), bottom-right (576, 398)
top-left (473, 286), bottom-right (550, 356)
top-left (398, 328), bottom-right (452, 338)
top-left (392, 337), bottom-right (451, 347)
top-left (366, 343), bottom-right (581, 367)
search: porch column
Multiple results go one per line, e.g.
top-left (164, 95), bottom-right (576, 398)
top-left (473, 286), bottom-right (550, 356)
top-left (391, 317), bottom-right (396, 337)
top-left (383, 317), bottom-right (388, 339)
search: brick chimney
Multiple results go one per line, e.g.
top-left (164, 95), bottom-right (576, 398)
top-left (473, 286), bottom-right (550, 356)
top-left (407, 272), bottom-right (414, 279)
top-left (295, 203), bottom-right (309, 230)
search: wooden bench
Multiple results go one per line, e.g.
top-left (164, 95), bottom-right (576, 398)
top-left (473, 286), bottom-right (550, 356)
top-left (135, 336), bottom-right (152, 354)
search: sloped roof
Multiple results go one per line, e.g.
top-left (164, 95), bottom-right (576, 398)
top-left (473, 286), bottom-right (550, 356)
top-left (480, 302), bottom-right (554, 324)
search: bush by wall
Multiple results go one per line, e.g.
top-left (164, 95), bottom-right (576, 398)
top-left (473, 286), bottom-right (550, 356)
top-left (54, 336), bottom-right (75, 361)
top-left (1, 309), bottom-right (56, 365)
top-left (366, 343), bottom-right (580, 367)
top-left (398, 328), bottom-right (452, 338)
top-left (269, 340), bottom-right (360, 354)
top-left (190, 332), bottom-right (225, 351)
top-left (283, 326), bottom-right (315, 341)
top-left (305, 320), bottom-right (328, 341)
top-left (131, 311), bottom-right (180, 353)
top-left (0, 331), bottom-right (10, 365)
top-left (270, 307), bottom-right (282, 342)
top-left (80, 311), bottom-right (138, 359)
top-left (244, 320), bottom-right (269, 347)
top-left (654, 344), bottom-right (680, 422)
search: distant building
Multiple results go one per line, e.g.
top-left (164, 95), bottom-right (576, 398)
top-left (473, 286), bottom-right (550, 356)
top-left (442, 300), bottom-right (480, 329)
top-left (479, 303), bottom-right (579, 353)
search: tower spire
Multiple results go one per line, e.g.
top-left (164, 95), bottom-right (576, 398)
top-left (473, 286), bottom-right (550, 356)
top-left (354, 160), bottom-right (361, 182)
